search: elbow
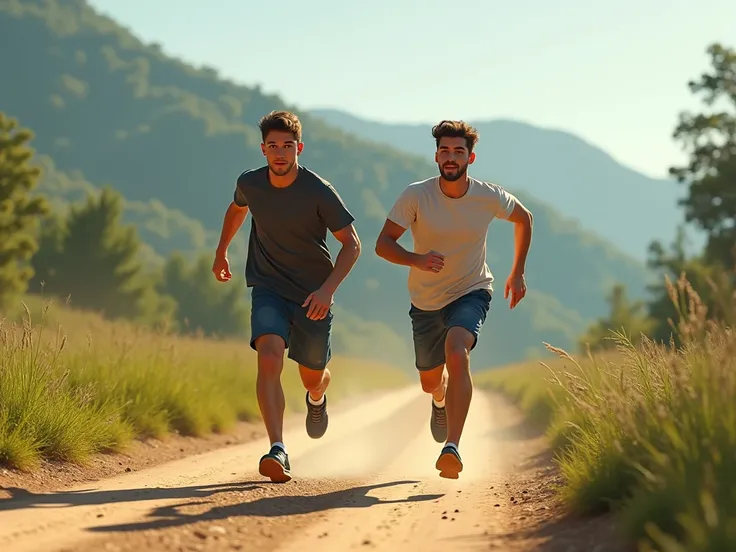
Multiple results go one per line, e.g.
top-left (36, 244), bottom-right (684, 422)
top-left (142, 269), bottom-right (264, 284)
top-left (374, 236), bottom-right (386, 259)
top-left (342, 232), bottom-right (361, 260)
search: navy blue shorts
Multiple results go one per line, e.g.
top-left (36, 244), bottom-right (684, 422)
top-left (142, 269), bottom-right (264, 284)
top-left (249, 286), bottom-right (332, 371)
top-left (409, 288), bottom-right (492, 371)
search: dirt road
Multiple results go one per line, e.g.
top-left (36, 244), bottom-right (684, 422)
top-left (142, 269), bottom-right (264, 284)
top-left (0, 386), bottom-right (627, 552)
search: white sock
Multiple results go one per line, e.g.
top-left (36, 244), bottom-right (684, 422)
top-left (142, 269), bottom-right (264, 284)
top-left (271, 441), bottom-right (286, 453)
top-left (445, 442), bottom-right (458, 452)
top-left (433, 396), bottom-right (445, 408)
top-left (308, 393), bottom-right (325, 406)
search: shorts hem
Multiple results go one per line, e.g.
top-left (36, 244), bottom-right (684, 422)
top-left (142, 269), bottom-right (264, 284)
top-left (288, 351), bottom-right (331, 371)
top-left (249, 331), bottom-right (289, 351)
top-left (415, 361), bottom-right (444, 372)
top-left (447, 323), bottom-right (482, 350)
top-left (413, 324), bottom-right (485, 371)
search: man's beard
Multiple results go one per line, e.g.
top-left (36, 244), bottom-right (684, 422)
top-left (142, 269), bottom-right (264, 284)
top-left (269, 160), bottom-right (295, 176)
top-left (438, 162), bottom-right (467, 182)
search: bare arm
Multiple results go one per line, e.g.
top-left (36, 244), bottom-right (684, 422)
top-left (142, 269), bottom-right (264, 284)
top-left (303, 223), bottom-right (361, 319)
top-left (212, 200), bottom-right (248, 282)
top-left (505, 200), bottom-right (534, 276)
top-left (215, 201), bottom-right (249, 258)
top-left (374, 219), bottom-right (419, 267)
top-left (375, 219), bottom-right (445, 273)
top-left (502, 199), bottom-right (533, 309)
top-left (321, 223), bottom-right (362, 295)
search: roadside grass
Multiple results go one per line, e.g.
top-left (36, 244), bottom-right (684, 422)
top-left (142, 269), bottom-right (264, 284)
top-left (476, 274), bottom-right (736, 551)
top-left (0, 295), bottom-right (408, 471)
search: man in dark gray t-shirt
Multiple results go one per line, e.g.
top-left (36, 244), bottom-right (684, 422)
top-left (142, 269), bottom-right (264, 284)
top-left (212, 110), bottom-right (361, 483)
top-left (233, 165), bottom-right (356, 307)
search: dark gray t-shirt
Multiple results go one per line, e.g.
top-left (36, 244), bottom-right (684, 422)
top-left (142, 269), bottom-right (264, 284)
top-left (233, 165), bottom-right (355, 305)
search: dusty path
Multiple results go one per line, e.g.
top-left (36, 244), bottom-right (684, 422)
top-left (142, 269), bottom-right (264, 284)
top-left (0, 386), bottom-right (629, 552)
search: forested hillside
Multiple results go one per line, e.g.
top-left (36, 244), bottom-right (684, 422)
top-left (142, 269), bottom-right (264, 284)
top-left (0, 0), bottom-right (655, 367)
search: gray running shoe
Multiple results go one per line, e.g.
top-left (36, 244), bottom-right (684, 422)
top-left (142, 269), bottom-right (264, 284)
top-left (305, 391), bottom-right (329, 439)
top-left (430, 400), bottom-right (447, 443)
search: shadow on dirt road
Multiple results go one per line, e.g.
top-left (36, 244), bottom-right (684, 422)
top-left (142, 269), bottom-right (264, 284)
top-left (0, 479), bottom-right (443, 535)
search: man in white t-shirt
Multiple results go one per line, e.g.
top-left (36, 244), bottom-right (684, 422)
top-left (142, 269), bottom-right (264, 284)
top-left (375, 120), bottom-right (534, 479)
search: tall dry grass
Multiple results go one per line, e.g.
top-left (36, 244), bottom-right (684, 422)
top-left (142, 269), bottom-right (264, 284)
top-left (478, 273), bottom-right (736, 551)
top-left (0, 295), bottom-right (407, 471)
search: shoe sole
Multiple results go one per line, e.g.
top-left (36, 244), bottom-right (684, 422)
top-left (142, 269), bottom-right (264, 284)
top-left (435, 451), bottom-right (463, 479)
top-left (259, 457), bottom-right (292, 483)
top-left (307, 427), bottom-right (328, 439)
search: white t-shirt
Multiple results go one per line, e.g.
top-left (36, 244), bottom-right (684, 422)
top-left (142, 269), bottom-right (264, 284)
top-left (386, 175), bottom-right (517, 311)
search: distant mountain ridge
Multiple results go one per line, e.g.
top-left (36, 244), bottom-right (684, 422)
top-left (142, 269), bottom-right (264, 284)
top-left (0, 0), bottom-right (661, 368)
top-left (309, 108), bottom-right (698, 262)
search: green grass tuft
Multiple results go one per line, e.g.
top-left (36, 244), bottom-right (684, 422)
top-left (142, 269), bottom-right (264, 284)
top-left (0, 296), bottom-right (407, 471)
top-left (476, 274), bottom-right (736, 551)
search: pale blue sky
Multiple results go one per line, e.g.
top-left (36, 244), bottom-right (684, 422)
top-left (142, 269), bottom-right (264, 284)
top-left (88, 0), bottom-right (733, 179)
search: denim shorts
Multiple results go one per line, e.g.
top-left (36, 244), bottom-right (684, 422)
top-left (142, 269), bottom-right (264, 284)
top-left (408, 288), bottom-right (492, 371)
top-left (249, 286), bottom-right (332, 370)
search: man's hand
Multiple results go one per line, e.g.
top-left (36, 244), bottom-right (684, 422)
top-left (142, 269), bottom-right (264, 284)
top-left (413, 250), bottom-right (445, 273)
top-left (303, 286), bottom-right (334, 320)
top-left (212, 253), bottom-right (232, 282)
top-left (504, 272), bottom-right (527, 309)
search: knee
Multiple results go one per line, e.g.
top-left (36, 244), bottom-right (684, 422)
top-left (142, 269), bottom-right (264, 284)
top-left (445, 329), bottom-right (473, 374)
top-left (255, 336), bottom-right (285, 377)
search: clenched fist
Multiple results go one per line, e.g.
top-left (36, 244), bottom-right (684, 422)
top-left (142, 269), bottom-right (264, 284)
top-left (212, 253), bottom-right (232, 282)
top-left (413, 250), bottom-right (445, 273)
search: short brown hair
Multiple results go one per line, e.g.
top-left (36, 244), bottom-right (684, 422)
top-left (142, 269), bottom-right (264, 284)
top-left (258, 110), bottom-right (302, 143)
top-left (431, 120), bottom-right (479, 152)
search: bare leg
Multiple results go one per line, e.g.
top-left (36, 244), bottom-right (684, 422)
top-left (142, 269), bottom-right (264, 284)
top-left (419, 364), bottom-right (449, 443)
top-left (254, 334), bottom-right (286, 445)
top-left (299, 364), bottom-right (331, 401)
top-left (300, 363), bottom-right (331, 439)
top-left (444, 326), bottom-right (474, 448)
top-left (419, 364), bottom-right (447, 403)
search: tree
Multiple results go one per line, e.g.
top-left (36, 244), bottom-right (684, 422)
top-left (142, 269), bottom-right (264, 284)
top-left (29, 210), bottom-right (66, 294)
top-left (645, 226), bottom-right (735, 346)
top-left (669, 43), bottom-right (736, 267)
top-left (159, 252), bottom-right (250, 338)
top-left (0, 112), bottom-right (49, 311)
top-left (641, 43), bottom-right (736, 347)
top-left (43, 186), bottom-right (173, 324)
top-left (578, 283), bottom-right (655, 352)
